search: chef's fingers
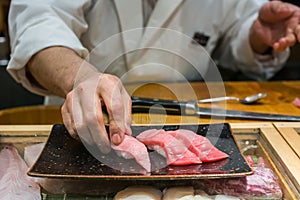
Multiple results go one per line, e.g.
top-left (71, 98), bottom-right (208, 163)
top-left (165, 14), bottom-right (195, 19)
top-left (64, 90), bottom-right (92, 146)
top-left (75, 78), bottom-right (111, 154)
top-left (294, 25), bottom-right (300, 42)
top-left (99, 74), bottom-right (131, 145)
top-left (285, 28), bottom-right (297, 47)
top-left (122, 86), bottom-right (132, 136)
top-left (65, 90), bottom-right (94, 147)
top-left (62, 77), bottom-right (111, 155)
top-left (104, 90), bottom-right (126, 145)
top-left (273, 29), bottom-right (297, 52)
top-left (61, 96), bottom-right (78, 140)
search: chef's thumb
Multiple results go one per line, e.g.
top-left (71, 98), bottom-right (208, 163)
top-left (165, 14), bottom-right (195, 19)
top-left (109, 120), bottom-right (125, 145)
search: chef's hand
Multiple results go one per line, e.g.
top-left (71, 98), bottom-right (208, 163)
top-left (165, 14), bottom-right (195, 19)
top-left (61, 72), bottom-right (132, 154)
top-left (250, 1), bottom-right (300, 54)
top-left (27, 47), bottom-right (132, 153)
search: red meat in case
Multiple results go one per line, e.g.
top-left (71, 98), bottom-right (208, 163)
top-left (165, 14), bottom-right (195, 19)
top-left (198, 156), bottom-right (283, 199)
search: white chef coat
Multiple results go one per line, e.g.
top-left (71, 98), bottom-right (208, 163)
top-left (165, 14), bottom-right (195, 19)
top-left (7, 0), bottom-right (289, 99)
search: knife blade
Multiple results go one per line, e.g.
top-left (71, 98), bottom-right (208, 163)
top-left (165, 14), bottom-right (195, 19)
top-left (131, 96), bottom-right (300, 121)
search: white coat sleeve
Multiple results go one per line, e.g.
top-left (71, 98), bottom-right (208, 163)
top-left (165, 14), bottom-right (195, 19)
top-left (214, 0), bottom-right (289, 81)
top-left (7, 0), bottom-right (91, 95)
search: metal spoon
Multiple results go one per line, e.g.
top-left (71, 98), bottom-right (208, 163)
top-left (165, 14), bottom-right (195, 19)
top-left (197, 93), bottom-right (267, 104)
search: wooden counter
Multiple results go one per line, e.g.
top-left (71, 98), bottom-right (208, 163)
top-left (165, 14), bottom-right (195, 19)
top-left (1, 81), bottom-right (300, 125)
top-left (126, 81), bottom-right (300, 124)
top-left (0, 81), bottom-right (300, 198)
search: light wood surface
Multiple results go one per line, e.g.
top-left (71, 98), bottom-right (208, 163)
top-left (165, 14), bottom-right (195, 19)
top-left (258, 124), bottom-right (300, 193)
top-left (273, 122), bottom-right (300, 159)
top-left (1, 81), bottom-right (300, 125)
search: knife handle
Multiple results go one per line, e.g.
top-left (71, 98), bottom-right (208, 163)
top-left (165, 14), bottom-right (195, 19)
top-left (131, 96), bottom-right (185, 109)
top-left (131, 96), bottom-right (197, 115)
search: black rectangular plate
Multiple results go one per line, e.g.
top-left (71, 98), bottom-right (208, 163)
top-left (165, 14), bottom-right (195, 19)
top-left (28, 123), bottom-right (253, 180)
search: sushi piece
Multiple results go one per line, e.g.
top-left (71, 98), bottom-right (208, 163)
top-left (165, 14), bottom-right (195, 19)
top-left (137, 129), bottom-right (201, 165)
top-left (169, 129), bottom-right (228, 162)
top-left (111, 135), bottom-right (151, 172)
top-left (137, 128), bottom-right (227, 165)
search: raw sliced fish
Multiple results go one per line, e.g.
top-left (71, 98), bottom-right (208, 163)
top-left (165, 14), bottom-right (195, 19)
top-left (198, 156), bottom-right (282, 199)
top-left (167, 130), bottom-right (202, 157)
top-left (170, 148), bottom-right (202, 165)
top-left (168, 129), bottom-right (228, 162)
top-left (24, 143), bottom-right (45, 167)
top-left (0, 145), bottom-right (41, 200)
top-left (137, 129), bottom-right (201, 165)
top-left (137, 129), bottom-right (227, 165)
top-left (111, 135), bottom-right (151, 172)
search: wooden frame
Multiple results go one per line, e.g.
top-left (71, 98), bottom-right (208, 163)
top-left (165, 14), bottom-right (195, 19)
top-left (0, 123), bottom-right (299, 199)
top-left (273, 122), bottom-right (300, 195)
top-left (231, 122), bottom-right (300, 199)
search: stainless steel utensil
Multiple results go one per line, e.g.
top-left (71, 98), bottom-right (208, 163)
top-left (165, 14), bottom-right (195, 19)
top-left (197, 93), bottom-right (267, 104)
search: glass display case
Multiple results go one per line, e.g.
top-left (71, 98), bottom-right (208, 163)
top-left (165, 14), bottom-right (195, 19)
top-left (0, 123), bottom-right (299, 199)
top-left (231, 123), bottom-right (300, 200)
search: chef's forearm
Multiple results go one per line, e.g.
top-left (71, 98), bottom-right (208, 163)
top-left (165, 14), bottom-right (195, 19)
top-left (27, 46), bottom-right (84, 98)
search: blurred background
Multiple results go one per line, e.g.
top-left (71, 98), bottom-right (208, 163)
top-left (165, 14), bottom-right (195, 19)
top-left (0, 0), bottom-right (44, 110)
top-left (0, 0), bottom-right (300, 110)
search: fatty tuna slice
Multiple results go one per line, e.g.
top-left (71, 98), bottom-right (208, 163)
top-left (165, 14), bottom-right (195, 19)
top-left (137, 129), bottom-right (201, 165)
top-left (0, 145), bottom-right (41, 200)
top-left (111, 135), bottom-right (151, 172)
top-left (170, 129), bottom-right (228, 162)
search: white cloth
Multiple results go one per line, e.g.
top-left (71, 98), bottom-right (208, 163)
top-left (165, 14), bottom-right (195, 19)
top-left (7, 0), bottom-right (289, 102)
